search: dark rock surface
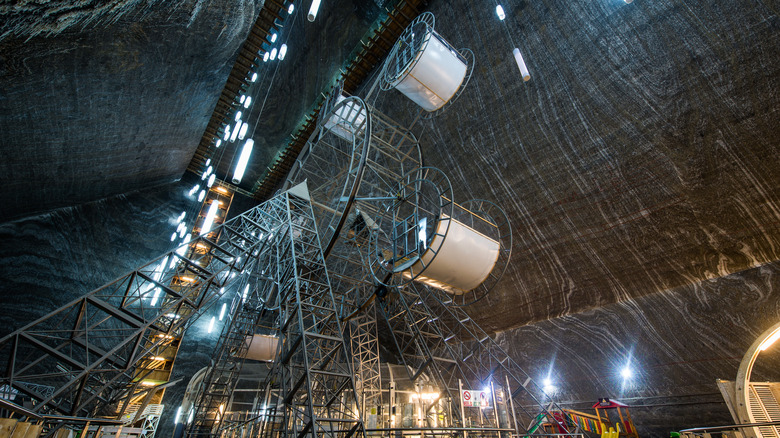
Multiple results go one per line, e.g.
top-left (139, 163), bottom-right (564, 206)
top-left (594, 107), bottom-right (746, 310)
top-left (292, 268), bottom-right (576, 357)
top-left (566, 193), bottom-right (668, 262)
top-left (370, 0), bottom-right (780, 332)
top-left (495, 261), bottom-right (780, 437)
top-left (0, 0), bottom-right (263, 221)
top-left (0, 178), bottom-right (199, 335)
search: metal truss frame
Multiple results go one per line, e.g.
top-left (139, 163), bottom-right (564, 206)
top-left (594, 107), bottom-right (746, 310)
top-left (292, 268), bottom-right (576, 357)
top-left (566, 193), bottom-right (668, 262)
top-left (250, 190), bottom-right (363, 438)
top-left (412, 284), bottom-right (574, 433)
top-left (0, 188), bottom-right (281, 418)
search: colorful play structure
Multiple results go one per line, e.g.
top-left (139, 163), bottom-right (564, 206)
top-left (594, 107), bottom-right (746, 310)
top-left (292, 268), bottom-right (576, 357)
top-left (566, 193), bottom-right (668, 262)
top-left (539, 398), bottom-right (640, 438)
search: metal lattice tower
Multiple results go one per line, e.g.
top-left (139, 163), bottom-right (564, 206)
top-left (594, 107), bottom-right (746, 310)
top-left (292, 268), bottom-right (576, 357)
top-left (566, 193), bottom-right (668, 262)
top-left (0, 187), bottom-right (274, 419)
top-left (188, 185), bottom-right (365, 438)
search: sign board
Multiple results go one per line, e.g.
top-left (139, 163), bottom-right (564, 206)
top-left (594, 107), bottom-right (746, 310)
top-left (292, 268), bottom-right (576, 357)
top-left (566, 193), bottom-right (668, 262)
top-left (462, 389), bottom-right (491, 408)
top-left (598, 398), bottom-right (611, 406)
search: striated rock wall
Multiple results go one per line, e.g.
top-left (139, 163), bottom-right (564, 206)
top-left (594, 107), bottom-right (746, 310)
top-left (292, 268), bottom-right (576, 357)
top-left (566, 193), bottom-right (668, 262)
top-left (495, 260), bottom-right (780, 436)
top-left (0, 0), bottom-right (263, 221)
top-left (369, 0), bottom-right (780, 331)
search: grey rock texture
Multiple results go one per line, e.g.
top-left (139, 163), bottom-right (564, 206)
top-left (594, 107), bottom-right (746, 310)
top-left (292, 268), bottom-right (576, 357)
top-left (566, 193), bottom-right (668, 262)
top-left (0, 179), bottom-right (198, 334)
top-left (364, 0), bottom-right (780, 434)
top-left (0, 0), bottom-right (263, 221)
top-left (495, 261), bottom-right (780, 437)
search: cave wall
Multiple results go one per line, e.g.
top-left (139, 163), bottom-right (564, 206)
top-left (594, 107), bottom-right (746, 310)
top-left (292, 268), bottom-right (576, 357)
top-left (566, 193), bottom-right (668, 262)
top-left (371, 0), bottom-right (780, 332)
top-left (0, 0), bottom-right (263, 221)
top-left (362, 0), bottom-right (780, 435)
top-left (496, 260), bottom-right (780, 436)
top-left (0, 175), bottom-right (234, 434)
top-left (0, 178), bottom-right (199, 334)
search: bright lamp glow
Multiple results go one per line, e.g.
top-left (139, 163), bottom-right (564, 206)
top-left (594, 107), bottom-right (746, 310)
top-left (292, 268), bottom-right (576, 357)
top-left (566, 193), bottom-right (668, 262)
top-left (197, 190), bottom-right (206, 202)
top-left (189, 184), bottom-right (199, 196)
top-left (307, 0), bottom-right (321, 21)
top-left (149, 256), bottom-right (169, 306)
top-left (620, 366), bottom-right (633, 379)
top-left (175, 235), bottom-right (191, 261)
top-left (263, 52), bottom-right (269, 62)
top-left (251, 72), bottom-right (257, 82)
top-left (288, 3), bottom-right (294, 13)
top-left (759, 328), bottom-right (780, 351)
top-left (205, 158), bottom-right (210, 166)
top-left (208, 316), bottom-right (215, 333)
top-left (215, 139), bottom-right (222, 148)
top-left (240, 94), bottom-right (246, 104)
top-left (235, 111), bottom-right (242, 121)
top-left (170, 232), bottom-right (176, 241)
top-left (242, 284), bottom-right (250, 302)
top-left (232, 139), bottom-right (254, 184)
top-left (230, 120), bottom-right (241, 142)
top-left (207, 173), bottom-right (216, 187)
top-left (238, 122), bottom-right (248, 139)
top-left (201, 200), bottom-right (220, 236)
top-left (279, 44), bottom-right (288, 60)
top-left (270, 48), bottom-right (278, 60)
top-left (219, 303), bottom-right (227, 320)
top-left (271, 32), bottom-right (278, 43)
top-left (223, 125), bottom-right (231, 140)
top-left (496, 5), bottom-right (506, 20)
top-left (174, 406), bottom-right (182, 425)
top-left (244, 96), bottom-right (252, 108)
top-left (513, 48), bottom-right (531, 81)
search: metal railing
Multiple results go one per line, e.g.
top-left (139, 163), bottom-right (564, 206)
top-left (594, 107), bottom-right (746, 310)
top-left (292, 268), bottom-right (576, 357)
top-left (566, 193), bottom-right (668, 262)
top-left (680, 421), bottom-right (780, 438)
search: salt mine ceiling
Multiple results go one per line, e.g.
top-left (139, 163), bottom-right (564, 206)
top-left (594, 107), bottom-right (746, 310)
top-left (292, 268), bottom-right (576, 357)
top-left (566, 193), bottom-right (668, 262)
top-left (0, 0), bottom-right (778, 337)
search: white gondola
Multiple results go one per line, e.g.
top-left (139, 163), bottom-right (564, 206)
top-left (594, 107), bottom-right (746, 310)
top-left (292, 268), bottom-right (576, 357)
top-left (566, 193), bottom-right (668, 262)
top-left (370, 168), bottom-right (511, 306)
top-left (381, 12), bottom-right (472, 112)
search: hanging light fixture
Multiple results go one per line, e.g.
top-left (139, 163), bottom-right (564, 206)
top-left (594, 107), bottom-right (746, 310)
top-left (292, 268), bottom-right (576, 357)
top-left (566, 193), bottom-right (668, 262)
top-left (512, 48), bottom-right (531, 82)
top-left (279, 44), bottom-right (288, 60)
top-left (201, 200), bottom-right (220, 236)
top-left (287, 3), bottom-right (294, 14)
top-left (244, 96), bottom-right (252, 108)
top-left (235, 111), bottom-right (242, 121)
top-left (251, 72), bottom-right (258, 82)
top-left (263, 52), bottom-right (270, 62)
top-left (230, 120), bottom-right (241, 142)
top-left (270, 48), bottom-right (278, 60)
top-left (215, 139), bottom-right (222, 148)
top-left (232, 139), bottom-right (254, 184)
top-left (271, 32), bottom-right (278, 43)
top-left (223, 125), bottom-right (231, 141)
top-left (307, 0), bottom-right (321, 21)
top-left (198, 190), bottom-right (206, 202)
top-left (207, 173), bottom-right (216, 187)
top-left (238, 122), bottom-right (248, 140)
top-left (496, 4), bottom-right (506, 20)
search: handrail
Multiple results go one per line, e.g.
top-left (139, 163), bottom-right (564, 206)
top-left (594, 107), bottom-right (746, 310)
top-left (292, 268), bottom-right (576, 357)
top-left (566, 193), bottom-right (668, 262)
top-left (0, 398), bottom-right (43, 421)
top-left (680, 420), bottom-right (780, 433)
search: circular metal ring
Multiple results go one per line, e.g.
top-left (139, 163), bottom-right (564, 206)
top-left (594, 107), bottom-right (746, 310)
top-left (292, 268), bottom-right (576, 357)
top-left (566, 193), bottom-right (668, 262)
top-left (283, 96), bottom-right (372, 258)
top-left (368, 167), bottom-right (454, 288)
